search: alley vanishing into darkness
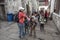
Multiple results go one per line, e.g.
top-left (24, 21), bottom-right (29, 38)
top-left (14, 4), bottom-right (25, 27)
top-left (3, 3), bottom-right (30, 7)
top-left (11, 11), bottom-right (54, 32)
top-left (0, 20), bottom-right (60, 40)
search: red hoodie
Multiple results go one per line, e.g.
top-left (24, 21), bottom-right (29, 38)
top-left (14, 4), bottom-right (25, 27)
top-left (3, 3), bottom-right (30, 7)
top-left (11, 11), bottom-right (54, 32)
top-left (18, 12), bottom-right (26, 24)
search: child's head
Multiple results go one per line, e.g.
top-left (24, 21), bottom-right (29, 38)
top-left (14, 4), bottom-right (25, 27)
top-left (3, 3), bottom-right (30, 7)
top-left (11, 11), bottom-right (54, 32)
top-left (32, 12), bottom-right (37, 16)
top-left (32, 13), bottom-right (34, 16)
top-left (34, 12), bottom-right (37, 16)
top-left (31, 17), bottom-right (34, 21)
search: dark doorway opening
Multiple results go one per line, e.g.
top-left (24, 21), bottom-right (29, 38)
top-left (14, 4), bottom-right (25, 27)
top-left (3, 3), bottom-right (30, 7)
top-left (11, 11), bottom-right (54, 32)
top-left (0, 5), bottom-right (6, 21)
top-left (26, 4), bottom-right (30, 16)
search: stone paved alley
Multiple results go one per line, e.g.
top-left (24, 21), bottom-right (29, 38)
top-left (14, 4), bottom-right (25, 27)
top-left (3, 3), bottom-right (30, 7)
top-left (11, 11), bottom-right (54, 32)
top-left (0, 0), bottom-right (60, 40)
top-left (0, 20), bottom-right (60, 40)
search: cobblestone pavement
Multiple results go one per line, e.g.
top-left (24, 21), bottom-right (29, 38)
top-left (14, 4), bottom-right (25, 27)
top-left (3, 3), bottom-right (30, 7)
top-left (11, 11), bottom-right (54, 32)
top-left (0, 20), bottom-right (60, 40)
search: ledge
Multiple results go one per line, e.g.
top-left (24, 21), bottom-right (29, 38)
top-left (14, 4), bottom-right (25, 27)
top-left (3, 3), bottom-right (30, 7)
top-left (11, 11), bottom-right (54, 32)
top-left (53, 13), bottom-right (60, 17)
top-left (53, 13), bottom-right (60, 32)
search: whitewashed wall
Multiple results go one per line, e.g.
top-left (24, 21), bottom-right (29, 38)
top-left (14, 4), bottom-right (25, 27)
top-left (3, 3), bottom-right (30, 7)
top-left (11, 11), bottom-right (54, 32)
top-left (31, 0), bottom-right (38, 12)
top-left (53, 13), bottom-right (60, 31)
top-left (50, 0), bottom-right (55, 13)
top-left (5, 0), bottom-right (38, 14)
top-left (5, 0), bottom-right (22, 14)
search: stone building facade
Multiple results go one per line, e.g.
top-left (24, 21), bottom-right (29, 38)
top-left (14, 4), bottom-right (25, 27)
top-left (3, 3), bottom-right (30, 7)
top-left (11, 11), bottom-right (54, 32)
top-left (0, 0), bottom-right (6, 20)
top-left (52, 0), bottom-right (60, 32)
top-left (0, 0), bottom-right (39, 20)
top-left (5, 0), bottom-right (38, 14)
top-left (5, 0), bottom-right (22, 14)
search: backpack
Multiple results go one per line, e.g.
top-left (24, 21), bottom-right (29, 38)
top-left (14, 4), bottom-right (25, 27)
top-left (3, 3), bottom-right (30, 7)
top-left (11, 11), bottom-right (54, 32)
top-left (14, 13), bottom-right (19, 22)
top-left (39, 15), bottom-right (46, 24)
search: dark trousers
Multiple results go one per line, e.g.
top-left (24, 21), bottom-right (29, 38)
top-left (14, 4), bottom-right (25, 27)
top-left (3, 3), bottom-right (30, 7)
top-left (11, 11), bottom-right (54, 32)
top-left (25, 25), bottom-right (29, 34)
top-left (30, 26), bottom-right (36, 36)
top-left (30, 22), bottom-right (37, 37)
top-left (40, 24), bottom-right (44, 32)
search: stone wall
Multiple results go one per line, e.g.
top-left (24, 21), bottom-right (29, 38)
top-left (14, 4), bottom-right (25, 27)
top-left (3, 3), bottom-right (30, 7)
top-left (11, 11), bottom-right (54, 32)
top-left (53, 13), bottom-right (60, 31)
top-left (5, 0), bottom-right (22, 14)
top-left (4, 0), bottom-right (39, 15)
top-left (31, 0), bottom-right (38, 12)
top-left (50, 0), bottom-right (55, 13)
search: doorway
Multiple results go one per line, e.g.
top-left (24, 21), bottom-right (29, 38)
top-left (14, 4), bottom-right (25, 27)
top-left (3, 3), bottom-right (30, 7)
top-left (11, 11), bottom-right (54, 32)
top-left (0, 5), bottom-right (6, 20)
top-left (26, 4), bottom-right (30, 16)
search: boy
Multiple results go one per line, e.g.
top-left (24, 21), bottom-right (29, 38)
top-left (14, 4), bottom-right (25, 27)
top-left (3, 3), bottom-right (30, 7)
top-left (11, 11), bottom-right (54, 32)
top-left (30, 16), bottom-right (37, 37)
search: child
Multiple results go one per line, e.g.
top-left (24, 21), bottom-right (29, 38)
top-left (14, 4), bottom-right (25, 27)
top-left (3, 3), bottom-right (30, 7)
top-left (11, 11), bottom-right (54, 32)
top-left (39, 14), bottom-right (46, 32)
top-left (29, 17), bottom-right (37, 37)
top-left (24, 17), bottom-right (29, 35)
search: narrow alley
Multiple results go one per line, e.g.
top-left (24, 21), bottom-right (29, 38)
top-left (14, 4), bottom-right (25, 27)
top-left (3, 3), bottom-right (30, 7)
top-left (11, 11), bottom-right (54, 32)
top-left (0, 0), bottom-right (60, 40)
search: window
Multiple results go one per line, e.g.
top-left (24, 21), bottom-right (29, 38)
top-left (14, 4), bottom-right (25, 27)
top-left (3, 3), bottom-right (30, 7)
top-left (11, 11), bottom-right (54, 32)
top-left (0, 0), bottom-right (4, 3)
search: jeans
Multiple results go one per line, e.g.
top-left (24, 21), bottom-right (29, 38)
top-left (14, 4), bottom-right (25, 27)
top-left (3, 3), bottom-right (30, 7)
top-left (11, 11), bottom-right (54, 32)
top-left (40, 24), bottom-right (44, 32)
top-left (18, 23), bottom-right (25, 37)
